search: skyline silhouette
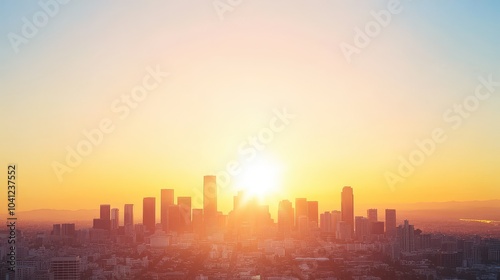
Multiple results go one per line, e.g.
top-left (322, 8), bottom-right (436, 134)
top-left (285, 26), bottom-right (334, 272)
top-left (2, 1), bottom-right (500, 278)
top-left (2, 2), bottom-right (500, 217)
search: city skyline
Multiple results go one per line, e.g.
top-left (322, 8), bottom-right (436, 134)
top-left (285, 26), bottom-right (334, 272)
top-left (87, 179), bottom-right (401, 232)
top-left (2, 1), bottom-right (500, 278)
top-left (88, 182), bottom-right (410, 244)
top-left (83, 183), bottom-right (370, 224)
top-left (18, 182), bottom-right (500, 279)
top-left (25, 180), bottom-right (500, 224)
top-left (1, 1), bottom-right (500, 217)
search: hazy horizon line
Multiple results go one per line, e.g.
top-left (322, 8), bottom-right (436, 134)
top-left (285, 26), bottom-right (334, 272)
top-left (17, 198), bottom-right (500, 213)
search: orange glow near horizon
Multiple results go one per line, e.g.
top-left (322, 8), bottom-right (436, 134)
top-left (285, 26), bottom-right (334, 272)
top-left (1, 2), bottom-right (500, 219)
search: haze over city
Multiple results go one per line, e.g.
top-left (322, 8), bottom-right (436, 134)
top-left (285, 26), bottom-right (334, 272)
top-left (1, 1), bottom-right (500, 217)
top-left (1, 1), bottom-right (500, 279)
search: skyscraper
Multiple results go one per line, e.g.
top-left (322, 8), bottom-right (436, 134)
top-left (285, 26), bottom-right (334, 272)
top-left (385, 209), bottom-right (397, 238)
top-left (111, 208), bottom-right (119, 230)
top-left (233, 190), bottom-right (245, 211)
top-left (399, 220), bottom-right (415, 252)
top-left (61, 224), bottom-right (75, 237)
top-left (355, 216), bottom-right (369, 241)
top-left (295, 198), bottom-right (307, 229)
top-left (307, 201), bottom-right (319, 228)
top-left (100, 204), bottom-right (110, 221)
top-left (177, 196), bottom-right (192, 232)
top-left (192, 208), bottom-right (204, 236)
top-left (256, 205), bottom-right (272, 234)
top-left (124, 204), bottom-right (134, 234)
top-left (298, 215), bottom-right (309, 237)
top-left (124, 204), bottom-right (134, 227)
top-left (320, 211), bottom-right (332, 232)
top-left (278, 200), bottom-right (294, 238)
top-left (95, 204), bottom-right (111, 230)
top-left (341, 186), bottom-right (354, 236)
top-left (336, 221), bottom-right (352, 240)
top-left (168, 204), bottom-right (181, 232)
top-left (161, 189), bottom-right (174, 232)
top-left (143, 197), bottom-right (156, 233)
top-left (367, 209), bottom-right (378, 222)
top-left (203, 175), bottom-right (217, 231)
top-left (52, 224), bottom-right (61, 236)
top-left (367, 208), bottom-right (377, 235)
top-left (331, 210), bottom-right (342, 235)
top-left (371, 221), bottom-right (385, 235)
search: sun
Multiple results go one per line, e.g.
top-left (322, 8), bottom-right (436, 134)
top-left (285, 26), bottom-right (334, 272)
top-left (235, 156), bottom-right (283, 201)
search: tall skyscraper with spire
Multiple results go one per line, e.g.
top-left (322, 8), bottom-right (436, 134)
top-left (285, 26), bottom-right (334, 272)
top-left (341, 186), bottom-right (354, 236)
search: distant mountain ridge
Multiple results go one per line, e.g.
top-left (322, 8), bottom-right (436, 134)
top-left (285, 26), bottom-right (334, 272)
top-left (13, 199), bottom-right (500, 223)
top-left (384, 199), bottom-right (500, 210)
top-left (363, 199), bottom-right (500, 222)
top-left (365, 199), bottom-right (500, 210)
top-left (16, 209), bottom-right (99, 223)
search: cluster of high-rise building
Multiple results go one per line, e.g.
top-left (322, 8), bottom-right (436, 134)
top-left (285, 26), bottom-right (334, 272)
top-left (89, 176), bottom-right (402, 244)
top-left (4, 175), bottom-right (500, 279)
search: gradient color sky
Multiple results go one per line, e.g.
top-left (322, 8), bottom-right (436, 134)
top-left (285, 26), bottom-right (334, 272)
top-left (1, 1), bottom-right (499, 217)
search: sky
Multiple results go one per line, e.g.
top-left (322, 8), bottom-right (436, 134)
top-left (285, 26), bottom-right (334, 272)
top-left (1, 0), bottom-right (500, 219)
